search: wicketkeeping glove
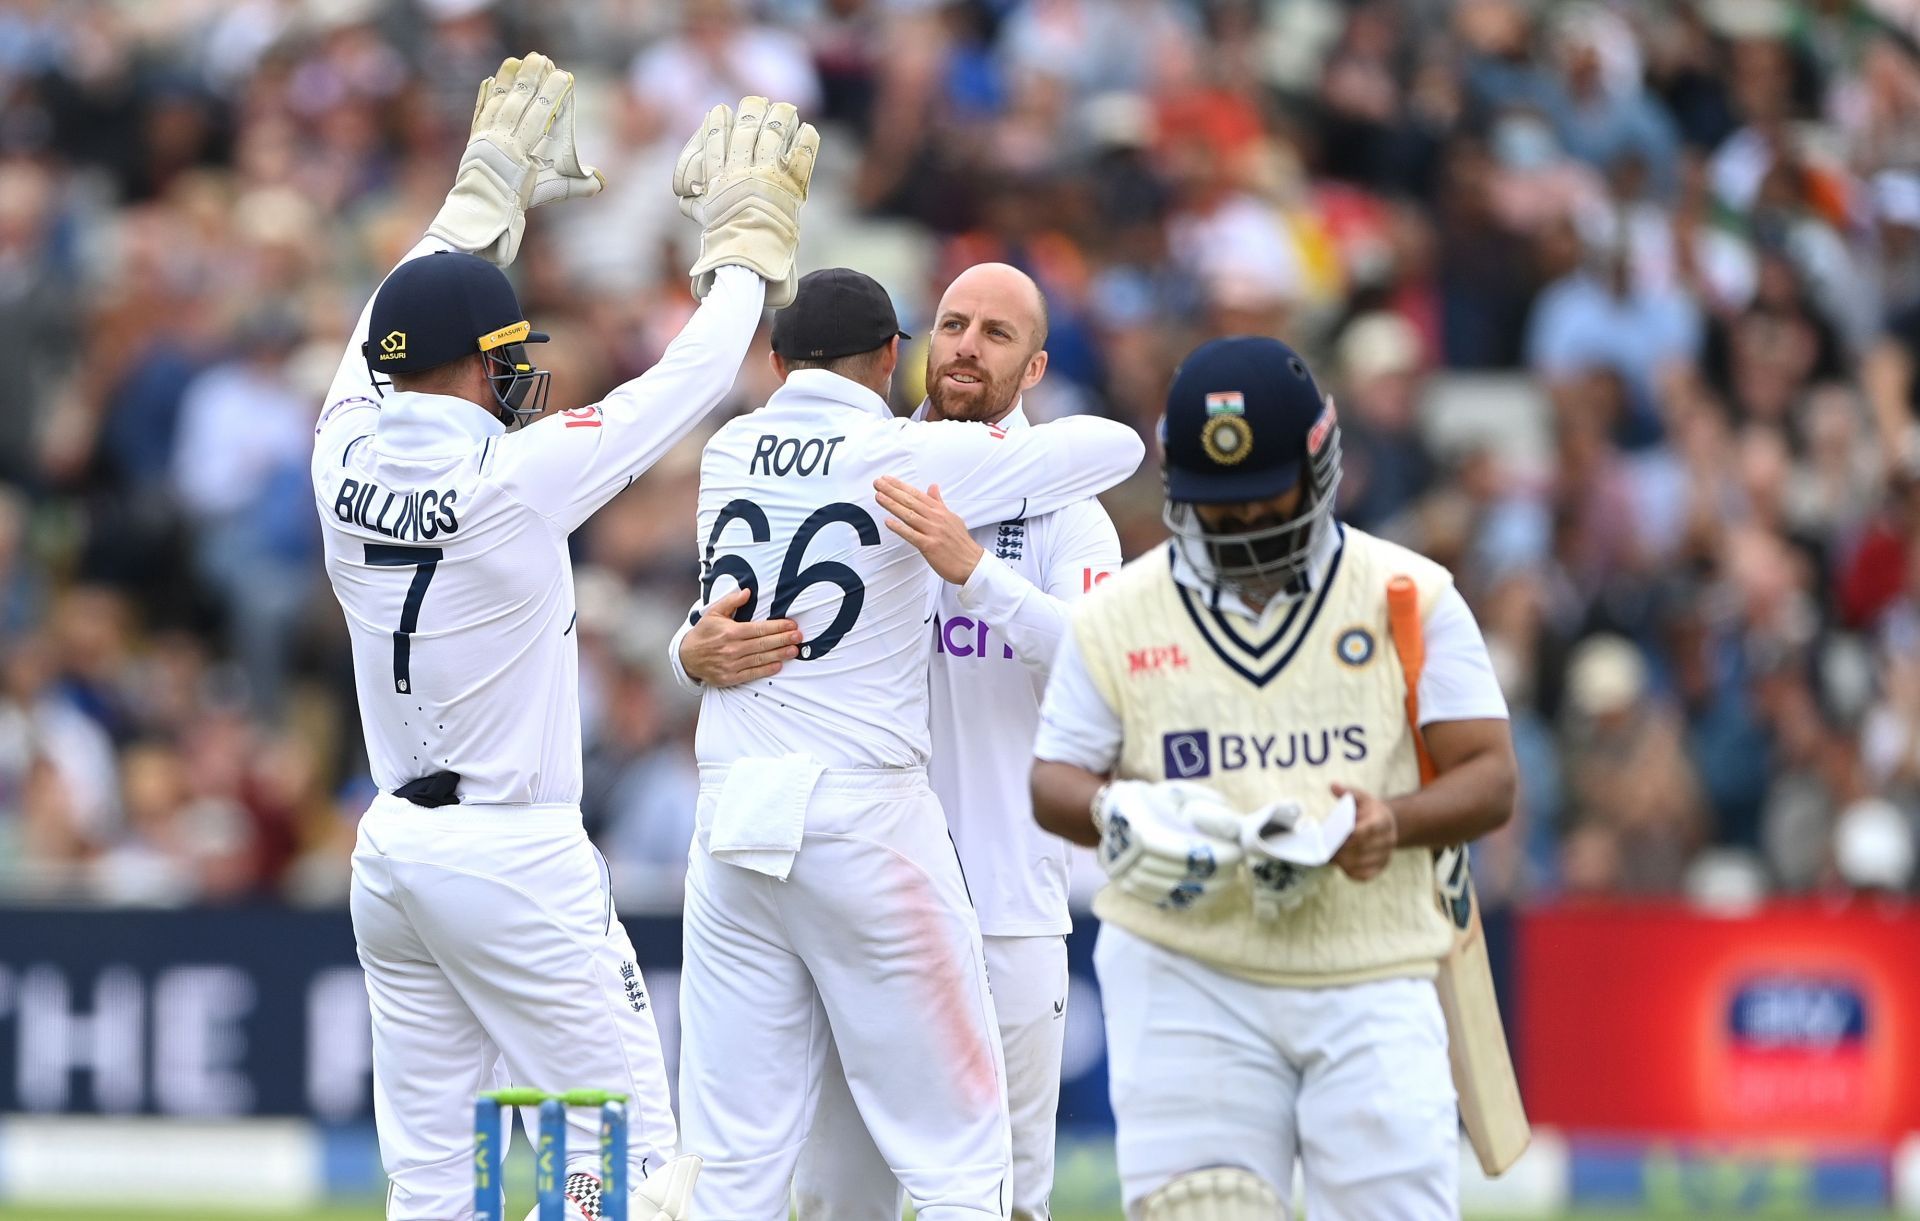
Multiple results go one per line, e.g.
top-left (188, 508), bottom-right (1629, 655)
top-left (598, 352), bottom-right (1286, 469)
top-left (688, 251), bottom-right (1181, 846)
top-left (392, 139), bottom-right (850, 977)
top-left (429, 53), bottom-right (604, 266)
top-left (673, 96), bottom-right (819, 308)
top-left (1094, 780), bottom-right (1246, 912)
top-left (633, 1153), bottom-right (700, 1221)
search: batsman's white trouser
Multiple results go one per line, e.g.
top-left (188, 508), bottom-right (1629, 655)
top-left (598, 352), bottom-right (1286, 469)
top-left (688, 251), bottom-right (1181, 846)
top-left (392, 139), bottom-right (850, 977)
top-left (1096, 924), bottom-right (1458, 1221)
top-left (679, 766), bottom-right (1012, 1220)
top-left (350, 795), bottom-right (678, 1220)
top-left (794, 934), bottom-right (1067, 1221)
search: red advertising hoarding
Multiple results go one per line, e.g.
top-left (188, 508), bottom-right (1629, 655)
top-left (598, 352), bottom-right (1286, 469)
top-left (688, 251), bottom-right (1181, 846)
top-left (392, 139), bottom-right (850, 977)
top-left (1520, 902), bottom-right (1920, 1142)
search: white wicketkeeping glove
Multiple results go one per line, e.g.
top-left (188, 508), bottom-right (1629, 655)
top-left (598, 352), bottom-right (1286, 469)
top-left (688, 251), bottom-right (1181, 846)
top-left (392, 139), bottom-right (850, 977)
top-left (1236, 792), bottom-right (1356, 920)
top-left (672, 95), bottom-right (820, 308)
top-left (633, 1153), bottom-right (700, 1221)
top-left (1094, 781), bottom-right (1246, 912)
top-left (428, 53), bottom-right (605, 266)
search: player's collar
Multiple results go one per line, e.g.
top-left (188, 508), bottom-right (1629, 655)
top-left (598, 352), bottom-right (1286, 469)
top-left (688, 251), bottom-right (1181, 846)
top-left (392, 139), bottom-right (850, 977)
top-left (374, 390), bottom-right (505, 456)
top-left (773, 369), bottom-right (894, 420)
top-left (910, 397), bottom-right (1030, 430)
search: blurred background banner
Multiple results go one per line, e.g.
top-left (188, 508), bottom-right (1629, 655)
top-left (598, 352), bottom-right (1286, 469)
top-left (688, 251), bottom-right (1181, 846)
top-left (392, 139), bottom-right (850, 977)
top-left (0, 906), bottom-right (394, 1120)
top-left (1522, 902), bottom-right (1920, 1144)
top-left (0, 909), bottom-right (1112, 1126)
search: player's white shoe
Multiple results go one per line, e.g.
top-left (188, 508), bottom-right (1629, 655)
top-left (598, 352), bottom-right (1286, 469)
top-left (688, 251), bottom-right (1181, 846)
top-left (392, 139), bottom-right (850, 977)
top-left (520, 1172), bottom-right (604, 1221)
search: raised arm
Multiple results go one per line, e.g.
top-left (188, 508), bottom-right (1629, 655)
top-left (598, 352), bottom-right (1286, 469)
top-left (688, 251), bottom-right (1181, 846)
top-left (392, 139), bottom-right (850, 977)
top-left (490, 267), bottom-right (766, 530)
top-left (317, 54), bottom-right (605, 448)
top-left (906, 415), bottom-right (1145, 529)
top-left (490, 97), bottom-right (820, 530)
top-left (316, 237), bottom-right (450, 438)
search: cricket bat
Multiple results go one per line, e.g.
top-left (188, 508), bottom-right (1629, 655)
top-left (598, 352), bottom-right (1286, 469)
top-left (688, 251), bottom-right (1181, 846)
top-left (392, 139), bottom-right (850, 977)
top-left (1387, 576), bottom-right (1532, 1177)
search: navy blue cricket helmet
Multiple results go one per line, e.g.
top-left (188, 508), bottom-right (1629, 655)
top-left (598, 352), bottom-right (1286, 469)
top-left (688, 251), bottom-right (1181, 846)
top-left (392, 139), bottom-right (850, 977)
top-left (361, 251), bottom-right (552, 427)
top-left (1157, 335), bottom-right (1343, 600)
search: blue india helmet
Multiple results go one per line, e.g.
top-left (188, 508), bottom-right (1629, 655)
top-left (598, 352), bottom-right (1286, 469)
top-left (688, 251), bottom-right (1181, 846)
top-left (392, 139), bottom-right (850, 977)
top-left (1156, 335), bottom-right (1342, 601)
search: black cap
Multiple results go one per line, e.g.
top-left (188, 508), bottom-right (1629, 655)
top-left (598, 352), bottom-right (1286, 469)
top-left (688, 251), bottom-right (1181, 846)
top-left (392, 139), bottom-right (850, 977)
top-left (1160, 335), bottom-right (1333, 504)
top-left (771, 268), bottom-right (910, 360)
top-left (363, 251), bottom-right (548, 375)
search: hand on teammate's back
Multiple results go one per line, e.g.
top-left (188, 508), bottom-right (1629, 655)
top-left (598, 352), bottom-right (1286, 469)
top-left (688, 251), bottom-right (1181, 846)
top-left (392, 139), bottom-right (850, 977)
top-left (1331, 783), bottom-right (1398, 881)
top-left (875, 478), bottom-right (984, 585)
top-left (680, 586), bottom-right (803, 687)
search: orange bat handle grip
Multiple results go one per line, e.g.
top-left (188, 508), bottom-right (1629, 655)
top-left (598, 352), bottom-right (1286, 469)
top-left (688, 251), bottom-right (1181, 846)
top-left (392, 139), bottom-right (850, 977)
top-left (1386, 575), bottom-right (1437, 786)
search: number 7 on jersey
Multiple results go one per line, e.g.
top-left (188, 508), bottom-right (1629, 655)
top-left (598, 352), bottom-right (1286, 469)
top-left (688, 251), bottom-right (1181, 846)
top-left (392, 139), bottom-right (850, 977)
top-left (365, 543), bottom-right (443, 693)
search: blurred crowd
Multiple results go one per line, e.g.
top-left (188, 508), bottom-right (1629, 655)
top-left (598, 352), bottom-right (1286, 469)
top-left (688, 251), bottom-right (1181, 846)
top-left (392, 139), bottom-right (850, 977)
top-left (3, 0), bottom-right (1920, 908)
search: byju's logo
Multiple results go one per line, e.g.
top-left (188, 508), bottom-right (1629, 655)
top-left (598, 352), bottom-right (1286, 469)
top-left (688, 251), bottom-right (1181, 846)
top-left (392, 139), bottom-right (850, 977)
top-left (1163, 731), bottom-right (1211, 778)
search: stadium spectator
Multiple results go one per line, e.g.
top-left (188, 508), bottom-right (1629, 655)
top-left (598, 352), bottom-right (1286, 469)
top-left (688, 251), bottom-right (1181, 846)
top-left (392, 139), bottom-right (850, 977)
top-left (1559, 633), bottom-right (1710, 894)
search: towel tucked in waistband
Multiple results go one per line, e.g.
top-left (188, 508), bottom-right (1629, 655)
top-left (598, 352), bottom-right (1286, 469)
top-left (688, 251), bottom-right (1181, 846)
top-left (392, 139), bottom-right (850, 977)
top-left (708, 753), bottom-right (825, 881)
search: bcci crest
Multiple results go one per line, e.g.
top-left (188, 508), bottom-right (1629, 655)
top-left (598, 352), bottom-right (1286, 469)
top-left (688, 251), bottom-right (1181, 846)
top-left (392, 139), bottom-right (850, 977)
top-left (1201, 415), bottom-right (1250, 465)
top-left (1200, 388), bottom-right (1251, 464)
top-left (1335, 626), bottom-right (1375, 667)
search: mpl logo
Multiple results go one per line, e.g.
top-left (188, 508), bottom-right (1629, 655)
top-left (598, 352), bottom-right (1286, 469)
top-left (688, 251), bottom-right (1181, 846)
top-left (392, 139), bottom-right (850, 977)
top-left (1128, 645), bottom-right (1190, 675)
top-left (1722, 974), bottom-right (1870, 1125)
top-left (1163, 730), bottom-right (1210, 778)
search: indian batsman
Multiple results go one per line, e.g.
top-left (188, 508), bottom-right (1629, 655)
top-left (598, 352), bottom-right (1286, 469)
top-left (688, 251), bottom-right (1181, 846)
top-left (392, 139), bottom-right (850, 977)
top-left (1030, 336), bottom-right (1516, 1219)
top-left (675, 263), bottom-right (1120, 1221)
top-left (312, 57), bottom-right (818, 1219)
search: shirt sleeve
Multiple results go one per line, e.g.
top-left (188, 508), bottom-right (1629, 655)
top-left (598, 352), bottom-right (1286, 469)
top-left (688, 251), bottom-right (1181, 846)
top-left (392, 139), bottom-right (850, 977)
top-left (315, 236), bottom-right (451, 457)
top-left (956, 500), bottom-right (1122, 677)
top-left (1033, 631), bottom-right (1125, 772)
top-left (1417, 584), bottom-right (1510, 725)
top-left (665, 599), bottom-right (703, 691)
top-left (905, 416), bottom-right (1144, 530)
top-left (489, 266), bottom-right (766, 532)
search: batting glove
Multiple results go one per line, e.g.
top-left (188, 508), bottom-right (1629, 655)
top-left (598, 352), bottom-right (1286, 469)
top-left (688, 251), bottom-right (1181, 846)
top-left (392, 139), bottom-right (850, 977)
top-left (1093, 780), bottom-right (1246, 912)
top-left (429, 53), bottom-right (602, 266)
top-left (673, 96), bottom-right (820, 308)
top-left (1237, 792), bottom-right (1356, 920)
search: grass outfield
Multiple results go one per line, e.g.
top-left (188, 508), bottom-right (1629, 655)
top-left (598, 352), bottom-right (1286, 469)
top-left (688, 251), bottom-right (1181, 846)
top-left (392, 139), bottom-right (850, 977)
top-left (0, 1140), bottom-right (1897, 1220)
top-left (0, 1205), bottom-right (1904, 1213)
top-left (0, 1209), bottom-right (1904, 1219)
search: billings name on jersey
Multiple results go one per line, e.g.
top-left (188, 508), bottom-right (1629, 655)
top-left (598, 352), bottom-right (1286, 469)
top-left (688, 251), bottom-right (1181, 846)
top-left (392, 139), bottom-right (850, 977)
top-left (332, 477), bottom-right (461, 541)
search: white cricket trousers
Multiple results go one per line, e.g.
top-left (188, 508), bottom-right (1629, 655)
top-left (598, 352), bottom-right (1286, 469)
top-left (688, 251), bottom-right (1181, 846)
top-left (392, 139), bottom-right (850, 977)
top-left (679, 766), bottom-right (1012, 1221)
top-left (350, 795), bottom-right (678, 1220)
top-left (794, 934), bottom-right (1067, 1221)
top-left (1096, 923), bottom-right (1459, 1221)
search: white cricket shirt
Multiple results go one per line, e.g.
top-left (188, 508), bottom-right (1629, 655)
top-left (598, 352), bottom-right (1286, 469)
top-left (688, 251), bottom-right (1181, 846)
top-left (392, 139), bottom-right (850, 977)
top-left (1034, 527), bottom-right (1509, 774)
top-left (313, 240), bottom-right (765, 805)
top-left (684, 370), bottom-right (1144, 770)
top-left (919, 403), bottom-right (1121, 937)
